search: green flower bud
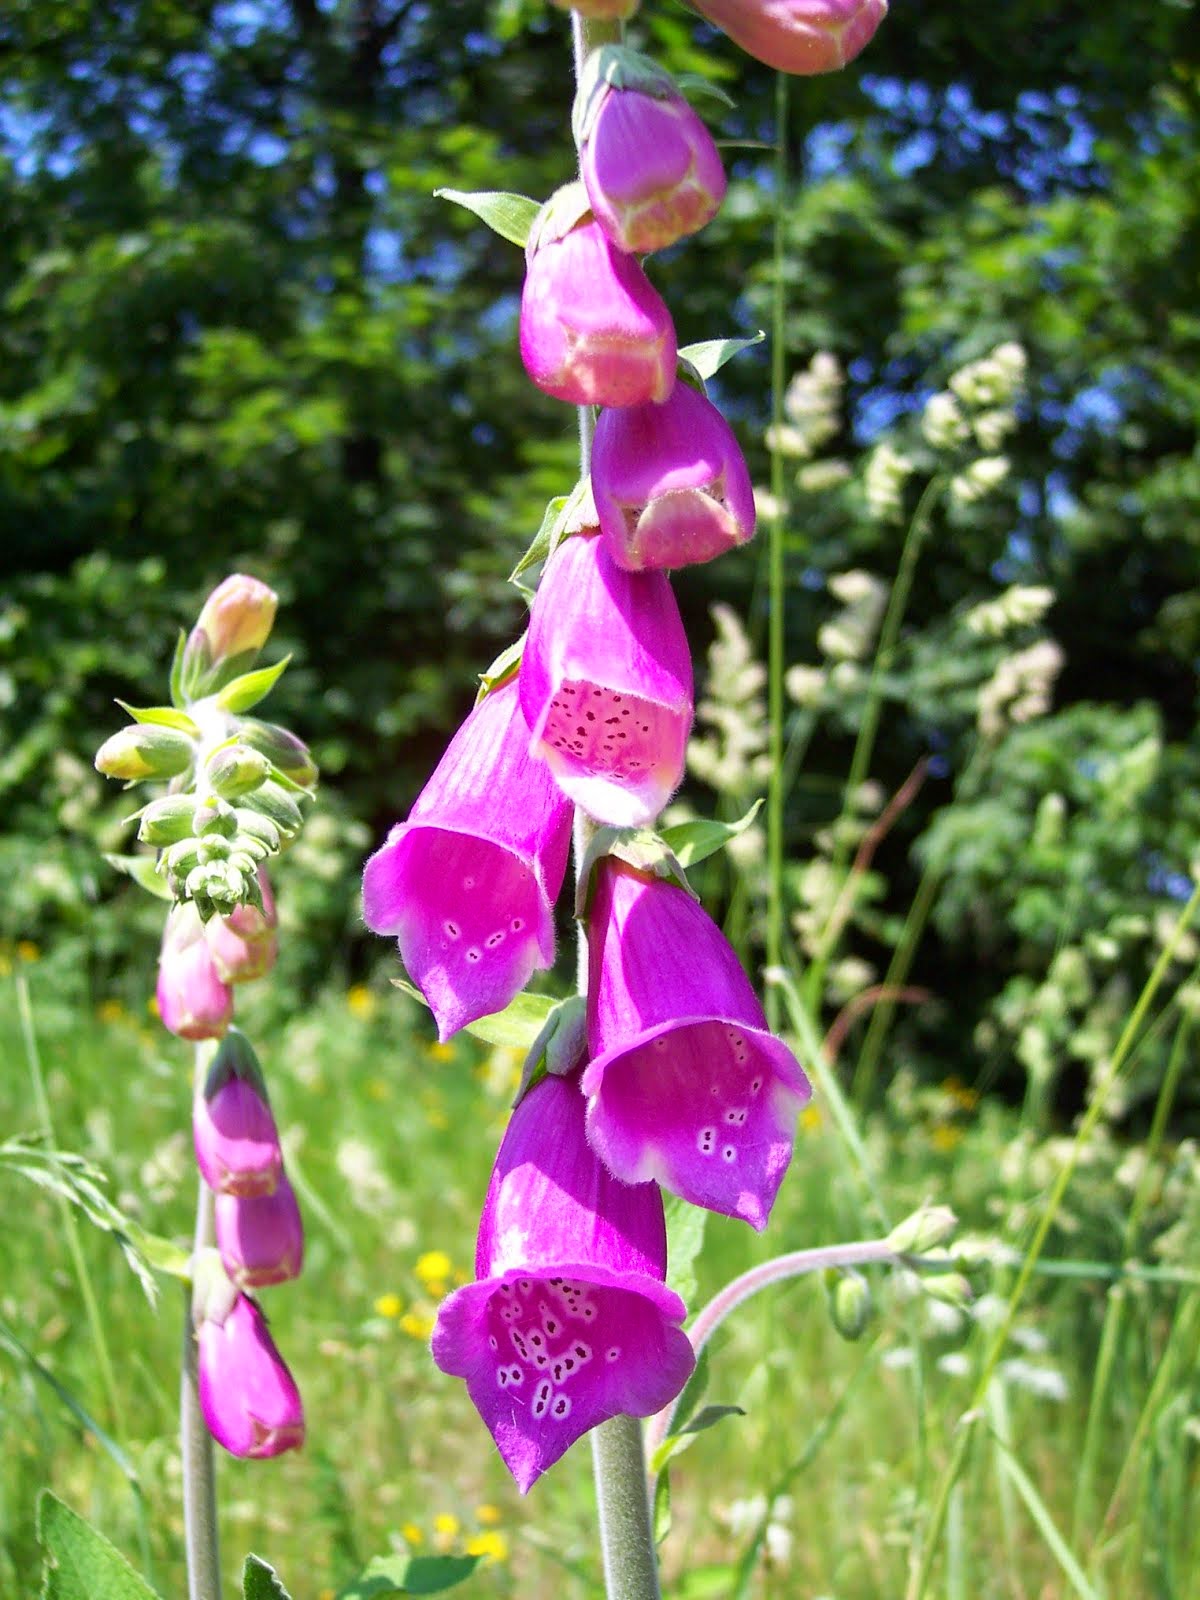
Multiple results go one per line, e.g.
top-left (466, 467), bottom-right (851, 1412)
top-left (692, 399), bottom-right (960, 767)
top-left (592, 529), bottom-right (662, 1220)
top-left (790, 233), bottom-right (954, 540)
top-left (198, 836), bottom-right (232, 863)
top-left (96, 724), bottom-right (196, 782)
top-left (233, 809), bottom-right (282, 852)
top-left (241, 783), bottom-right (304, 837)
top-left (826, 1269), bottom-right (872, 1342)
top-left (921, 1273), bottom-right (973, 1311)
top-left (193, 797), bottom-right (238, 838)
top-left (240, 721), bottom-right (318, 789)
top-left (206, 744), bottom-right (272, 800)
top-left (138, 794), bottom-right (199, 846)
top-left (887, 1204), bottom-right (958, 1258)
top-left (165, 838), bottom-right (203, 879)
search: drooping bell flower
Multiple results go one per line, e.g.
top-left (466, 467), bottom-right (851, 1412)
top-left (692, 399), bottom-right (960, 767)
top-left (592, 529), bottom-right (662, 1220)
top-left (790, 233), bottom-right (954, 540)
top-left (583, 859), bottom-right (811, 1229)
top-left (432, 1072), bottom-right (694, 1493)
top-left (205, 868), bottom-right (278, 984)
top-left (193, 1029), bottom-right (282, 1198)
top-left (362, 674), bottom-right (572, 1041)
top-left (576, 47), bottom-right (726, 255)
top-left (690, 0), bottom-right (887, 76)
top-left (520, 185), bottom-right (676, 408)
top-left (194, 1264), bottom-right (305, 1459)
top-left (591, 381), bottom-right (756, 571)
top-left (519, 532), bottom-right (692, 827)
top-left (157, 902), bottom-right (234, 1041)
top-left (215, 1172), bottom-right (304, 1288)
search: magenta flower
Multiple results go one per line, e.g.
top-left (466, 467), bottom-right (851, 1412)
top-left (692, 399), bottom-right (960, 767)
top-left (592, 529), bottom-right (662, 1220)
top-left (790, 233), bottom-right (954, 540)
top-left (362, 675), bottom-right (572, 1040)
top-left (580, 66), bottom-right (726, 255)
top-left (690, 0), bottom-right (887, 76)
top-left (582, 860), bottom-right (811, 1229)
top-left (591, 382), bottom-right (756, 571)
top-left (198, 1291), bottom-right (305, 1459)
top-left (215, 1172), bottom-right (304, 1288)
top-left (157, 903), bottom-right (233, 1041)
top-left (519, 533), bottom-right (692, 827)
top-left (520, 214), bottom-right (676, 408)
top-left (193, 1031), bottom-right (282, 1198)
top-left (432, 1073), bottom-right (693, 1493)
top-left (205, 869), bottom-right (278, 984)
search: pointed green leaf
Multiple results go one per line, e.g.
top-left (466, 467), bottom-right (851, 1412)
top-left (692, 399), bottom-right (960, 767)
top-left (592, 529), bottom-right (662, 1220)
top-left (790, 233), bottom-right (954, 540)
top-left (336, 1553), bottom-right (481, 1599)
top-left (675, 74), bottom-right (736, 112)
top-left (660, 800), bottom-right (763, 869)
top-left (215, 654), bottom-right (292, 713)
top-left (677, 1403), bottom-right (746, 1437)
top-left (243, 1556), bottom-right (293, 1600)
top-left (103, 853), bottom-right (174, 902)
top-left (122, 1221), bottom-right (192, 1282)
top-left (391, 981), bottom-right (558, 1052)
top-left (513, 994), bottom-right (586, 1106)
top-left (1, 1323), bottom-right (140, 1488)
top-left (114, 700), bottom-right (201, 735)
top-left (168, 628), bottom-right (187, 709)
top-left (677, 332), bottom-right (765, 382)
top-left (433, 188), bottom-right (540, 248)
top-left (37, 1492), bottom-right (162, 1600)
top-left (653, 1468), bottom-right (672, 1545)
top-left (664, 1192), bottom-right (707, 1307)
top-left (476, 634), bottom-right (525, 703)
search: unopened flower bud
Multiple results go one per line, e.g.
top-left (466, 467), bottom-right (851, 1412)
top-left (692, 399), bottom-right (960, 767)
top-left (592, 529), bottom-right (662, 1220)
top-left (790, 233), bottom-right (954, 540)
top-left (241, 783), bottom-right (305, 838)
top-left (138, 794), bottom-right (200, 847)
top-left (205, 870), bottom-right (278, 984)
top-left (521, 197), bottom-right (676, 408)
top-left (196, 1286), bottom-right (304, 1459)
top-left (550, 0), bottom-right (639, 18)
top-left (95, 723), bottom-right (196, 783)
top-left (577, 48), bottom-right (725, 255)
top-left (215, 1173), bottom-right (304, 1288)
top-left (591, 382), bottom-right (755, 571)
top-left (193, 796), bottom-right (238, 838)
top-left (921, 1272), bottom-right (973, 1311)
top-left (194, 1032), bottom-right (282, 1196)
top-left (887, 1204), bottom-right (958, 1257)
top-left (183, 575), bottom-right (278, 691)
top-left (691, 0), bottom-right (887, 76)
top-left (239, 721), bottom-right (318, 789)
top-left (206, 743), bottom-right (272, 800)
top-left (233, 808), bottom-right (282, 853)
top-left (157, 903), bottom-right (233, 1040)
top-left (826, 1268), bottom-right (872, 1340)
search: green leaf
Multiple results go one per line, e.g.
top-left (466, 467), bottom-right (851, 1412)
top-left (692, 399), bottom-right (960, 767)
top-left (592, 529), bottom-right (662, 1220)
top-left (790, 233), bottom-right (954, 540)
top-left (103, 852), bottom-right (174, 902)
top-left (168, 628), bottom-right (187, 710)
top-left (336, 1553), bottom-right (481, 1599)
top-left (1, 1320), bottom-right (140, 1488)
top-left (433, 188), bottom-right (540, 248)
top-left (990, 1433), bottom-right (1102, 1600)
top-left (677, 332), bottom-right (765, 381)
top-left (215, 654), bottom-right (292, 713)
top-left (660, 800), bottom-right (763, 869)
top-left (574, 825), bottom-right (696, 917)
top-left (677, 1403), bottom-right (746, 1437)
top-left (392, 981), bottom-right (558, 1052)
top-left (37, 1491), bottom-right (162, 1600)
top-left (243, 1556), bottom-right (293, 1600)
top-left (674, 74), bottom-right (736, 112)
top-left (508, 494), bottom-right (567, 594)
top-left (513, 993), bottom-right (586, 1106)
top-left (664, 1193), bottom-right (707, 1307)
top-left (476, 633), bottom-right (525, 702)
top-left (114, 700), bottom-right (201, 735)
top-left (122, 1220), bottom-right (192, 1281)
top-left (653, 1468), bottom-right (672, 1545)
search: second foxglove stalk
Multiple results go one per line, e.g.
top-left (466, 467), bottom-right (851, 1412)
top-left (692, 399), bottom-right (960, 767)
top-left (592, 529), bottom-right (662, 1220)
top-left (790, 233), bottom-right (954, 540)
top-left (363, 675), bottom-right (572, 1039)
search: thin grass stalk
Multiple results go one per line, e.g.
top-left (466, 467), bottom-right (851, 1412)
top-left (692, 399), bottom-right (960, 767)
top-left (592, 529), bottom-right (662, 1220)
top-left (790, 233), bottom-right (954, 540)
top-left (905, 878), bottom-right (1200, 1600)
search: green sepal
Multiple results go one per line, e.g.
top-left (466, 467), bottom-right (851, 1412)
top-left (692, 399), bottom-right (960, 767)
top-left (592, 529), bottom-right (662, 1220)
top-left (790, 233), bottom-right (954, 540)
top-left (677, 331), bottom-right (765, 382)
top-left (512, 994), bottom-right (586, 1107)
top-left (572, 45), bottom-right (676, 148)
top-left (190, 1247), bottom-right (239, 1327)
top-left (526, 181), bottom-right (591, 256)
top-left (475, 635), bottom-right (525, 703)
top-left (574, 825), bottom-right (696, 919)
top-left (239, 720), bottom-right (318, 788)
top-left (215, 654), bottom-right (292, 714)
top-left (240, 781), bottom-right (305, 836)
top-left (103, 852), bottom-right (174, 902)
top-left (674, 74), bottom-right (736, 113)
top-left (168, 628), bottom-right (188, 710)
top-left (433, 187), bottom-right (541, 248)
top-left (200, 1027), bottom-right (271, 1106)
top-left (114, 699), bottom-right (200, 736)
top-left (659, 799), bottom-right (763, 869)
top-left (206, 742), bottom-right (272, 799)
top-left (136, 795), bottom-right (199, 847)
top-left (508, 478), bottom-right (597, 596)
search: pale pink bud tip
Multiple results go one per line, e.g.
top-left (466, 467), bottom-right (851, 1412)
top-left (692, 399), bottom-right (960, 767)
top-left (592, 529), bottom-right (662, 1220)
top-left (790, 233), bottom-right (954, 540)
top-left (205, 869), bottom-right (279, 984)
top-left (592, 383), bottom-right (756, 571)
top-left (196, 574), bottom-right (278, 663)
top-left (198, 1294), bottom-right (305, 1459)
top-left (157, 904), bottom-right (234, 1041)
top-left (520, 220), bottom-right (676, 408)
top-left (692, 0), bottom-right (887, 76)
top-left (582, 88), bottom-right (726, 255)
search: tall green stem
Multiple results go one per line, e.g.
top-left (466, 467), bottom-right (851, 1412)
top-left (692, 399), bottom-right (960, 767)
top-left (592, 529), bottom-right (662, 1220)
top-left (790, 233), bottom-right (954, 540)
top-left (182, 1053), bottom-right (222, 1600)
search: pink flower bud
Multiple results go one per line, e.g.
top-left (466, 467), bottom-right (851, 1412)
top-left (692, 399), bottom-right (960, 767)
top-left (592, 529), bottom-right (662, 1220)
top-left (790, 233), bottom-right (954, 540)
top-left (195, 573), bottom-right (278, 664)
top-left (197, 1291), bottom-right (305, 1459)
top-left (215, 1173), bottom-right (304, 1288)
top-left (520, 215), bottom-right (676, 408)
top-left (204, 870), bottom-right (279, 984)
top-left (157, 904), bottom-right (234, 1041)
top-left (580, 64), bottom-right (725, 254)
top-left (591, 382), bottom-right (756, 571)
top-left (691, 0), bottom-right (887, 76)
top-left (194, 1031), bottom-right (282, 1197)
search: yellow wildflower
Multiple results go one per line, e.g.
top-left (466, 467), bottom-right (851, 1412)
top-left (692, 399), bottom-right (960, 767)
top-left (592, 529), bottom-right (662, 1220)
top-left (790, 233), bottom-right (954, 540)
top-left (427, 1041), bottom-right (455, 1063)
top-left (346, 984), bottom-right (377, 1019)
top-left (475, 1504), bottom-right (502, 1526)
top-left (400, 1310), bottom-right (435, 1341)
top-left (17, 940), bottom-right (40, 963)
top-left (415, 1250), bottom-right (452, 1285)
top-left (373, 1293), bottom-right (404, 1319)
top-left (433, 1512), bottom-right (459, 1551)
top-left (800, 1104), bottom-right (822, 1132)
top-left (931, 1123), bottom-right (964, 1153)
top-left (466, 1531), bottom-right (509, 1563)
top-left (400, 1522), bottom-right (424, 1547)
top-left (96, 998), bottom-right (127, 1024)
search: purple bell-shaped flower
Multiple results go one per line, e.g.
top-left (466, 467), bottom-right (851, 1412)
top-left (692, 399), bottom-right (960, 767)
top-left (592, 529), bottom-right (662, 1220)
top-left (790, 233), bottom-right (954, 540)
top-left (362, 674), bottom-right (572, 1040)
top-left (583, 859), bottom-right (811, 1230)
top-left (157, 903), bottom-right (234, 1041)
top-left (215, 1172), bottom-right (304, 1289)
top-left (433, 1073), bottom-right (694, 1492)
top-left (193, 1030), bottom-right (283, 1198)
top-left (197, 1288), bottom-right (305, 1459)
top-left (690, 0), bottom-right (887, 76)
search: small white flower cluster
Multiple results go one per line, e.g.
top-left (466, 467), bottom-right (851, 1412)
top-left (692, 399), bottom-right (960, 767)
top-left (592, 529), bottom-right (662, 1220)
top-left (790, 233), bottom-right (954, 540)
top-left (922, 341), bottom-right (1027, 507)
top-left (818, 569), bottom-right (888, 661)
top-left (718, 1493), bottom-right (795, 1569)
top-left (949, 341), bottom-right (1027, 410)
top-left (864, 439), bottom-right (914, 522)
top-left (686, 604), bottom-right (769, 868)
top-left (949, 454), bottom-right (1010, 506)
top-left (977, 638), bottom-right (1065, 740)
top-left (964, 583), bottom-right (1055, 639)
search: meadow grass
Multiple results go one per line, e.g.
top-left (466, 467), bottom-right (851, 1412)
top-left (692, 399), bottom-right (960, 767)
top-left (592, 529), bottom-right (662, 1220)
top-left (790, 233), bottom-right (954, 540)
top-left (2, 945), bottom-right (1198, 1599)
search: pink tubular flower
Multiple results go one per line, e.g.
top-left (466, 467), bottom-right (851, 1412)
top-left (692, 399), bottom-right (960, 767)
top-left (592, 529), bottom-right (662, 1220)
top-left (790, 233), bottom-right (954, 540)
top-left (591, 382), bottom-right (756, 571)
top-left (215, 1172), bottom-right (304, 1288)
top-left (198, 1291), bottom-right (305, 1459)
top-left (582, 860), bottom-right (811, 1230)
top-left (205, 869), bottom-right (278, 984)
top-left (157, 903), bottom-right (234, 1041)
top-left (362, 675), bottom-right (572, 1041)
top-left (520, 215), bottom-right (676, 408)
top-left (432, 1073), bottom-right (694, 1493)
top-left (691, 0), bottom-right (887, 76)
top-left (193, 1030), bottom-right (282, 1198)
top-left (580, 66), bottom-right (725, 255)
top-left (520, 534), bottom-right (692, 827)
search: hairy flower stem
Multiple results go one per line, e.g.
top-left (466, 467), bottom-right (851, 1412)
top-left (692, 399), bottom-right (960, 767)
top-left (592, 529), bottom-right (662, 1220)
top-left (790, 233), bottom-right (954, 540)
top-left (765, 69), bottom-right (789, 1032)
top-left (182, 1072), bottom-right (222, 1600)
top-left (569, 14), bottom-right (660, 1600)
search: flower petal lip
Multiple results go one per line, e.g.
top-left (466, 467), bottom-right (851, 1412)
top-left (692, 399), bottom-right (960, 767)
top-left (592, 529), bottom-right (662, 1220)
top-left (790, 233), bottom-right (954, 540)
top-left (591, 382), bottom-right (756, 571)
top-left (362, 676), bottom-right (571, 1040)
top-left (519, 534), bottom-right (692, 827)
top-left (519, 219), bottom-right (676, 407)
top-left (691, 0), bottom-right (887, 76)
